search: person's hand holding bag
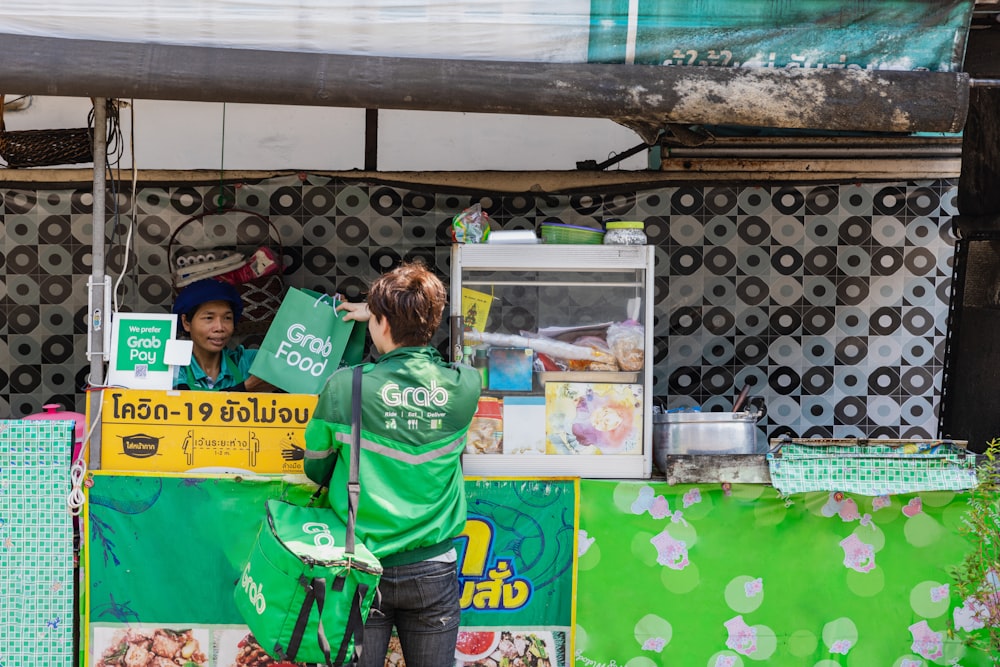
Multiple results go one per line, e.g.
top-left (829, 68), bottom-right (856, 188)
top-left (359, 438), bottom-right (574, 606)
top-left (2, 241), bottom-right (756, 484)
top-left (335, 299), bottom-right (371, 322)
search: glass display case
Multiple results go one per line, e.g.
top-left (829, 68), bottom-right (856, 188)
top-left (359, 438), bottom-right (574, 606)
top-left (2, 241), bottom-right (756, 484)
top-left (451, 243), bottom-right (655, 478)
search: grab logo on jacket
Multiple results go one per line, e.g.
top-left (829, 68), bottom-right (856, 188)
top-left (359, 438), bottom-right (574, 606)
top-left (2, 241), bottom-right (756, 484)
top-left (380, 380), bottom-right (449, 408)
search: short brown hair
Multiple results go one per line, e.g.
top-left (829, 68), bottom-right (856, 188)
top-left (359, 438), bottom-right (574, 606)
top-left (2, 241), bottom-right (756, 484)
top-left (367, 262), bottom-right (446, 347)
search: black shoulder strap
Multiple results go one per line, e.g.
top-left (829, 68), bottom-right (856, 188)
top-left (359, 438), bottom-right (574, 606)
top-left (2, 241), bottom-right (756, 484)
top-left (344, 365), bottom-right (362, 556)
top-left (283, 366), bottom-right (366, 667)
top-left (310, 366), bottom-right (363, 504)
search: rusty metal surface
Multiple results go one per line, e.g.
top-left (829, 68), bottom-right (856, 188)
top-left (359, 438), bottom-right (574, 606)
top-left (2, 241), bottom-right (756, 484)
top-left (0, 33), bottom-right (970, 140)
top-left (663, 454), bottom-right (771, 485)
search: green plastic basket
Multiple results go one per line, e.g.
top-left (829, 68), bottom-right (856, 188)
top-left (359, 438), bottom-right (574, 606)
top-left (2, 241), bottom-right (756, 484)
top-left (540, 223), bottom-right (605, 244)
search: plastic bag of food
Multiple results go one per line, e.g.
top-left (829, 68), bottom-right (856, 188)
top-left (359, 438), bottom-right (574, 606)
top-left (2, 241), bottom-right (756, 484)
top-left (535, 352), bottom-right (567, 372)
top-left (466, 397), bottom-right (503, 454)
top-left (567, 335), bottom-right (619, 371)
top-left (606, 320), bottom-right (644, 371)
top-left (452, 203), bottom-right (491, 243)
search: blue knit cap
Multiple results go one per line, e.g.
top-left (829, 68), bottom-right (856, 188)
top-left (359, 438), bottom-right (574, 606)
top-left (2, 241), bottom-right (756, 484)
top-left (172, 279), bottom-right (243, 323)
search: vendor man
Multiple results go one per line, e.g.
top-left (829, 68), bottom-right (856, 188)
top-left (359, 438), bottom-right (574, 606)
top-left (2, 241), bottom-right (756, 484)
top-left (172, 279), bottom-right (275, 392)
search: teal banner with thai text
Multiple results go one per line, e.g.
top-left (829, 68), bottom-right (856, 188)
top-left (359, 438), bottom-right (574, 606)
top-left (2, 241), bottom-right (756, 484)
top-left (588, 0), bottom-right (972, 70)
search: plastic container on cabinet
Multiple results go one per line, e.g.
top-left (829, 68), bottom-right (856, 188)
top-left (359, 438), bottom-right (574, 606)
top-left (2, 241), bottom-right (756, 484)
top-left (603, 221), bottom-right (647, 245)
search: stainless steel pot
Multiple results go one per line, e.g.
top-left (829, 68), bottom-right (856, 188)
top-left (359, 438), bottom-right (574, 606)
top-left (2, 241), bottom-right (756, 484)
top-left (652, 408), bottom-right (764, 473)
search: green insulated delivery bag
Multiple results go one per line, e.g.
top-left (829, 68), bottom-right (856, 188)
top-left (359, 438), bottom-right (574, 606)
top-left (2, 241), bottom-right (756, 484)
top-left (234, 498), bottom-right (382, 665)
top-left (248, 287), bottom-right (365, 394)
top-left (235, 366), bottom-right (379, 665)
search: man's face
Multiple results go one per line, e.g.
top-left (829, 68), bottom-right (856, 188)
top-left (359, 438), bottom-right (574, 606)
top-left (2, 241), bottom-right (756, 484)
top-left (182, 300), bottom-right (235, 355)
top-left (368, 313), bottom-right (389, 356)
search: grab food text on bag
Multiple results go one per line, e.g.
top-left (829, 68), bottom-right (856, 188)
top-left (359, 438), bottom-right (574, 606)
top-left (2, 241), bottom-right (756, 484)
top-left (304, 521), bottom-right (336, 548)
top-left (276, 324), bottom-right (336, 376)
top-left (233, 367), bottom-right (380, 666)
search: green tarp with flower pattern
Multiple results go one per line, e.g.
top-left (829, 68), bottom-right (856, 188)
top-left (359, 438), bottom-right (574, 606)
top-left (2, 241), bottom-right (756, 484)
top-left (575, 480), bottom-right (992, 666)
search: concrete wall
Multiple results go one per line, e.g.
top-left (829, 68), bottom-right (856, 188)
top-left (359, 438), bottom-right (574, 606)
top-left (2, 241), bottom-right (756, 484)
top-left (1, 96), bottom-right (651, 171)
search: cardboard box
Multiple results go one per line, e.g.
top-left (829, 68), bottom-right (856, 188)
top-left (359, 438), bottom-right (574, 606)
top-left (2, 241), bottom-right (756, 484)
top-left (502, 395), bottom-right (547, 455)
top-left (488, 347), bottom-right (534, 391)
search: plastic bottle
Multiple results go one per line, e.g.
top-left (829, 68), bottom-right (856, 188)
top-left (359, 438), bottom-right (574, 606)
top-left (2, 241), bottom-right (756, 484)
top-left (473, 347), bottom-right (489, 389)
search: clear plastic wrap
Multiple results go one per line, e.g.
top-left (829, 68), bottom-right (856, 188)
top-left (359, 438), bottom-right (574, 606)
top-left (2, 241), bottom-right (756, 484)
top-left (464, 330), bottom-right (616, 364)
top-left (451, 203), bottom-right (492, 243)
top-left (606, 320), bottom-right (644, 371)
top-left (567, 334), bottom-right (619, 371)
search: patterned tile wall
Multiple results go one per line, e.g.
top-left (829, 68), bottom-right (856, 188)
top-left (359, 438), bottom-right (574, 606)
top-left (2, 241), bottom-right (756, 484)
top-left (0, 174), bottom-right (958, 440)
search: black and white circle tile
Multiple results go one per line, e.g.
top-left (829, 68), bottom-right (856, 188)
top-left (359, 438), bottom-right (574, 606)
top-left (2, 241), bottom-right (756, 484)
top-left (0, 174), bottom-right (957, 440)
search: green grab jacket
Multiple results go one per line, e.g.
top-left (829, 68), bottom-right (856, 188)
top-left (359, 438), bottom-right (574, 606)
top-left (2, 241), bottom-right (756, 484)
top-left (304, 346), bottom-right (482, 567)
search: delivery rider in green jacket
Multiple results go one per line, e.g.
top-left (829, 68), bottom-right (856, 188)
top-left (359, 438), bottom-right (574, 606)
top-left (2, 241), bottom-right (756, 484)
top-left (304, 261), bottom-right (481, 667)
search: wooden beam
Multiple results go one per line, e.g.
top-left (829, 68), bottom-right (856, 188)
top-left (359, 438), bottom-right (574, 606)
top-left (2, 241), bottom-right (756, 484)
top-left (0, 33), bottom-right (970, 143)
top-left (959, 86), bottom-right (1000, 216)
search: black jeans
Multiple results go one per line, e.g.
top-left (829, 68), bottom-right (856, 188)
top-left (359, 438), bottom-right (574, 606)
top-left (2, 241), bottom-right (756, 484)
top-left (359, 558), bottom-right (461, 667)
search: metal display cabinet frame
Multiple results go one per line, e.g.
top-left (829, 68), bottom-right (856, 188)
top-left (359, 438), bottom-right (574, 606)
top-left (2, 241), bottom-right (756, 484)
top-left (451, 243), bottom-right (655, 479)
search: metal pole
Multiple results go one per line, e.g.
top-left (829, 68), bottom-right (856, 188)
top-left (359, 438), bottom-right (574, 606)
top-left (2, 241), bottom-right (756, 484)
top-left (88, 98), bottom-right (108, 470)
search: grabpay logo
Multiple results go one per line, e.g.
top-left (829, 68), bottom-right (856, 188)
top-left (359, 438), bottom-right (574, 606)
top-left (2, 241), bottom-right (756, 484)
top-left (381, 380), bottom-right (449, 408)
top-left (240, 563), bottom-right (267, 615)
top-left (275, 323), bottom-right (335, 377)
top-left (118, 320), bottom-right (170, 371)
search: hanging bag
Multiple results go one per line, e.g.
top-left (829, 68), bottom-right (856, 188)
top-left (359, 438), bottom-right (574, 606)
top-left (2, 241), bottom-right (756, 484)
top-left (167, 208), bottom-right (286, 334)
top-left (234, 366), bottom-right (382, 666)
top-left (248, 287), bottom-right (366, 394)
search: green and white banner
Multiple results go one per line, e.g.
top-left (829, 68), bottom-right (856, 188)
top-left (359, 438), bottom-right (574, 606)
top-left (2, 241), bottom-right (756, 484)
top-left (586, 0), bottom-right (972, 70)
top-left (84, 474), bottom-right (992, 666)
top-left (85, 474), bottom-right (577, 666)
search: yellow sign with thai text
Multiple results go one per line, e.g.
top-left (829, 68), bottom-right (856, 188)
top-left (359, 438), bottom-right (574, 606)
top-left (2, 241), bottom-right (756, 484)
top-left (99, 389), bottom-right (318, 473)
top-left (461, 287), bottom-right (493, 332)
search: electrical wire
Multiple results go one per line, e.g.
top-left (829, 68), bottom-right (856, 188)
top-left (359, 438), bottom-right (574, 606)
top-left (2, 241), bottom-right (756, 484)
top-left (122, 101), bottom-right (139, 310)
top-left (96, 99), bottom-right (137, 314)
top-left (89, 99), bottom-right (124, 166)
top-left (67, 391), bottom-right (103, 516)
top-left (216, 102), bottom-right (231, 210)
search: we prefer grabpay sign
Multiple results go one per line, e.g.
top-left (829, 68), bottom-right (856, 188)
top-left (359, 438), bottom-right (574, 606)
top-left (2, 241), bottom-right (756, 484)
top-left (121, 324), bottom-right (168, 366)
top-left (108, 313), bottom-right (177, 389)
